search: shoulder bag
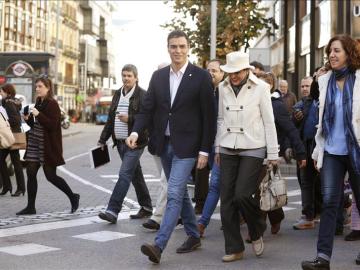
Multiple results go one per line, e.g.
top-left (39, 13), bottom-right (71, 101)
top-left (0, 112), bottom-right (15, 149)
top-left (259, 165), bottom-right (287, 211)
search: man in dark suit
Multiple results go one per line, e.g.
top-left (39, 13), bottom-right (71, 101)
top-left (127, 30), bottom-right (215, 264)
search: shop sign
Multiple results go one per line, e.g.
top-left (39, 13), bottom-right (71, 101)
top-left (12, 63), bottom-right (27, 77)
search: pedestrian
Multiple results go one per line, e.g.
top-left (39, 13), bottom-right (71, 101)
top-left (345, 195), bottom-right (360, 241)
top-left (250, 61), bottom-right (264, 76)
top-left (97, 64), bottom-right (152, 224)
top-left (127, 30), bottom-right (215, 264)
top-left (0, 84), bottom-right (25, 196)
top-left (293, 75), bottom-right (322, 230)
top-left (279, 79), bottom-right (297, 115)
top-left (197, 58), bottom-right (224, 237)
top-left (142, 62), bottom-right (173, 232)
top-left (302, 34), bottom-right (360, 270)
top-left (215, 52), bottom-right (278, 262)
top-left (16, 77), bottom-right (80, 215)
top-left (257, 71), bottom-right (306, 234)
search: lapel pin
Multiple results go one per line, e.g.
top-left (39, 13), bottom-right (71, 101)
top-left (189, 74), bottom-right (192, 77)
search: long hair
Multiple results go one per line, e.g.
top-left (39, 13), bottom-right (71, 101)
top-left (325, 35), bottom-right (360, 71)
top-left (0, 83), bottom-right (16, 98)
top-left (35, 77), bottom-right (54, 100)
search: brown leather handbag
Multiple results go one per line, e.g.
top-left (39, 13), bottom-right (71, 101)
top-left (10, 132), bottom-right (26, 150)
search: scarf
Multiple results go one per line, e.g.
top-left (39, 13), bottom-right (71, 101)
top-left (322, 67), bottom-right (360, 174)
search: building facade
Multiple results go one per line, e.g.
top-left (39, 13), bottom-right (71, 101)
top-left (251, 0), bottom-right (360, 97)
top-left (48, 0), bottom-right (79, 111)
top-left (78, 0), bottom-right (116, 105)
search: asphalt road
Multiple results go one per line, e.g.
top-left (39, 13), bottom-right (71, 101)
top-left (0, 124), bottom-right (358, 270)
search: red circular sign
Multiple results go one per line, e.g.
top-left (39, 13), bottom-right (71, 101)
top-left (0, 76), bottom-right (6, 85)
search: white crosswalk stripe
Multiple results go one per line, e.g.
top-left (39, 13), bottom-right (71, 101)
top-left (73, 231), bottom-right (134, 242)
top-left (0, 244), bottom-right (60, 256)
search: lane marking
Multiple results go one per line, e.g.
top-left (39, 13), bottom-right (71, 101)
top-left (0, 244), bottom-right (60, 256)
top-left (65, 152), bottom-right (89, 162)
top-left (58, 166), bottom-right (139, 208)
top-left (287, 189), bottom-right (301, 197)
top-left (73, 231), bottom-right (134, 242)
top-left (0, 210), bottom-right (139, 238)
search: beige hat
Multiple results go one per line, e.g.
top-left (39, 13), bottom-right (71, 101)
top-left (220, 51), bottom-right (254, 73)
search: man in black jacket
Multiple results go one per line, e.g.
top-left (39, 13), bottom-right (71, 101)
top-left (97, 64), bottom-right (152, 223)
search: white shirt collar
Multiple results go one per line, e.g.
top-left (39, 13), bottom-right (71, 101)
top-left (170, 61), bottom-right (189, 76)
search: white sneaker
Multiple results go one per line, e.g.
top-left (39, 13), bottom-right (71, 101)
top-left (252, 237), bottom-right (264, 257)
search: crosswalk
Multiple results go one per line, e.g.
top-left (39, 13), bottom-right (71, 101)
top-left (0, 174), bottom-right (303, 257)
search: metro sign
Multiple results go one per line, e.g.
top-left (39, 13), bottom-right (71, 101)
top-left (12, 63), bottom-right (27, 77)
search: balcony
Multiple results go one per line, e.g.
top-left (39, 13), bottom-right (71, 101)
top-left (62, 45), bottom-right (78, 59)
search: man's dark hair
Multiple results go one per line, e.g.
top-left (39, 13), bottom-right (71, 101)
top-left (250, 61), bottom-right (264, 71)
top-left (167, 30), bottom-right (190, 46)
top-left (122, 64), bottom-right (138, 78)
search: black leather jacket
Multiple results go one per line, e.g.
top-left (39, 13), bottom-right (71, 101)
top-left (98, 85), bottom-right (148, 148)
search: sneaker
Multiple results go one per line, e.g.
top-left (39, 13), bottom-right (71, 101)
top-left (98, 211), bottom-right (117, 224)
top-left (176, 236), bottom-right (201, 253)
top-left (293, 217), bottom-right (315, 230)
top-left (252, 237), bottom-right (264, 257)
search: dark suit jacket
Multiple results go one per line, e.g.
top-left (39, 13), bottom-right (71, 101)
top-left (132, 63), bottom-right (216, 158)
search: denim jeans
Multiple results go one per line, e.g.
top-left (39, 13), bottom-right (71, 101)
top-left (154, 142), bottom-right (198, 251)
top-left (106, 142), bottom-right (151, 216)
top-left (317, 152), bottom-right (360, 261)
top-left (198, 162), bottom-right (220, 227)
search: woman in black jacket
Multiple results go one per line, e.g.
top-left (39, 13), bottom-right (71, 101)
top-left (257, 72), bottom-right (306, 234)
top-left (0, 84), bottom-right (25, 196)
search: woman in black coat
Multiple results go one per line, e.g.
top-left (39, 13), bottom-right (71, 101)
top-left (0, 84), bottom-right (25, 196)
top-left (257, 72), bottom-right (306, 234)
top-left (16, 77), bottom-right (79, 215)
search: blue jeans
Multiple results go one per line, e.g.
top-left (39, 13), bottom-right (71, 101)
top-left (317, 152), bottom-right (360, 261)
top-left (155, 142), bottom-right (198, 251)
top-left (198, 162), bottom-right (220, 227)
top-left (106, 142), bottom-right (148, 216)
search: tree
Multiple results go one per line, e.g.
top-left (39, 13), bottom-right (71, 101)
top-left (163, 0), bottom-right (274, 66)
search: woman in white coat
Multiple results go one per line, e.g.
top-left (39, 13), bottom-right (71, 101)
top-left (215, 52), bottom-right (278, 262)
top-left (302, 35), bottom-right (360, 270)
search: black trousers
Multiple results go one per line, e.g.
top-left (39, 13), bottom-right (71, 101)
top-left (192, 165), bottom-right (210, 207)
top-left (299, 139), bottom-right (322, 219)
top-left (220, 154), bottom-right (266, 254)
top-left (25, 162), bottom-right (75, 209)
top-left (0, 149), bottom-right (25, 192)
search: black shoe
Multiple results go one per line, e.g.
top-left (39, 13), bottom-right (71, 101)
top-left (71, 193), bottom-right (80, 213)
top-left (140, 243), bottom-right (162, 264)
top-left (16, 207), bottom-right (36, 215)
top-left (11, 190), bottom-right (25, 197)
top-left (98, 211), bottom-right (117, 224)
top-left (130, 208), bottom-right (152, 219)
top-left (194, 204), bottom-right (203, 215)
top-left (356, 253), bottom-right (360, 265)
top-left (0, 188), bottom-right (12, 196)
top-left (335, 226), bottom-right (343, 236)
top-left (142, 219), bottom-right (160, 231)
top-left (176, 236), bottom-right (201, 253)
top-left (345, 230), bottom-right (360, 241)
top-left (301, 257), bottom-right (330, 270)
